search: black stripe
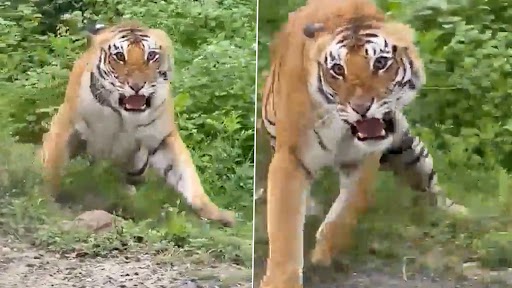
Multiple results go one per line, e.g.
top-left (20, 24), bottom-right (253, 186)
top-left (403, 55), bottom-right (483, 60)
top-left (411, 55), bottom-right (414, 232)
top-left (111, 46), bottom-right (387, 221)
top-left (384, 132), bottom-right (415, 155)
top-left (361, 33), bottom-right (379, 38)
top-left (125, 175), bottom-right (145, 186)
top-left (96, 62), bottom-right (106, 79)
top-left (398, 132), bottom-right (415, 151)
top-left (316, 62), bottom-right (336, 104)
top-left (379, 153), bottom-right (389, 164)
top-left (427, 170), bottom-right (436, 186)
top-left (138, 117), bottom-right (158, 128)
top-left (298, 158), bottom-right (313, 179)
top-left (127, 156), bottom-right (149, 177)
top-left (291, 149), bottom-right (313, 180)
top-left (150, 131), bottom-right (173, 155)
top-left (384, 147), bottom-right (403, 155)
top-left (405, 153), bottom-right (422, 166)
top-left (163, 164), bottom-right (173, 178)
top-left (328, 51), bottom-right (336, 63)
top-left (263, 109), bottom-right (275, 126)
top-left (89, 72), bottom-right (123, 121)
top-left (421, 147), bottom-right (429, 158)
top-left (158, 70), bottom-right (169, 81)
top-left (313, 129), bottom-right (328, 151)
top-left (417, 146), bottom-right (426, 159)
top-left (137, 102), bottom-right (165, 128)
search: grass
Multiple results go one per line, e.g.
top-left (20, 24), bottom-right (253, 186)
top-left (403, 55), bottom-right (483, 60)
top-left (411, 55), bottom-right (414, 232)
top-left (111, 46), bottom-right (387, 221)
top-left (0, 0), bottom-right (255, 273)
top-left (0, 137), bottom-right (253, 268)
top-left (254, 138), bottom-right (512, 283)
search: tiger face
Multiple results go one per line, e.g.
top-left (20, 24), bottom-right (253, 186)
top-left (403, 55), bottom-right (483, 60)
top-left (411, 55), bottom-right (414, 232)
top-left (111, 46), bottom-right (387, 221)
top-left (89, 23), bottom-right (172, 114)
top-left (305, 22), bottom-right (424, 146)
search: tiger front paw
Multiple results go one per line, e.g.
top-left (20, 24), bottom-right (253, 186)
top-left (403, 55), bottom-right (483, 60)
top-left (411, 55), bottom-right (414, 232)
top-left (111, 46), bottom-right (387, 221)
top-left (215, 209), bottom-right (236, 227)
top-left (260, 274), bottom-right (303, 288)
top-left (310, 243), bottom-right (334, 267)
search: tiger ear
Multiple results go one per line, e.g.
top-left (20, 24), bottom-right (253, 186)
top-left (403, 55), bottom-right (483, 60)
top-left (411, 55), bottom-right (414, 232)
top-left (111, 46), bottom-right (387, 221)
top-left (303, 23), bottom-right (325, 39)
top-left (85, 23), bottom-right (108, 47)
top-left (381, 22), bottom-right (416, 49)
top-left (383, 22), bottom-right (426, 86)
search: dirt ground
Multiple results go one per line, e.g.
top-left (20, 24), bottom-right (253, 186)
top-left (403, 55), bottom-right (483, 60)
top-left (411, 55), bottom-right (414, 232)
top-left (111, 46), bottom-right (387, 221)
top-left (253, 254), bottom-right (510, 288)
top-left (0, 236), bottom-right (251, 288)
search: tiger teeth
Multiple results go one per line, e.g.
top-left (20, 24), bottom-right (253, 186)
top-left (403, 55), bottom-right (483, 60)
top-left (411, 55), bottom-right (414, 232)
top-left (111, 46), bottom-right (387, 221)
top-left (356, 130), bottom-right (386, 139)
top-left (125, 104), bottom-right (146, 110)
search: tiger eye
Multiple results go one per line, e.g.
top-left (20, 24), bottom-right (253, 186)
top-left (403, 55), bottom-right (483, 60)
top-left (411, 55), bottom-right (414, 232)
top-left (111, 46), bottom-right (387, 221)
top-left (331, 63), bottom-right (345, 77)
top-left (113, 52), bottom-right (125, 62)
top-left (147, 51), bottom-right (159, 62)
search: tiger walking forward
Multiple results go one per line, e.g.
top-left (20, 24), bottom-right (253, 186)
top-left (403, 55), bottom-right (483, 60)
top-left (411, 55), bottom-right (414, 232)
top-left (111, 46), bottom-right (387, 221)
top-left (39, 21), bottom-right (235, 227)
top-left (259, 0), bottom-right (466, 287)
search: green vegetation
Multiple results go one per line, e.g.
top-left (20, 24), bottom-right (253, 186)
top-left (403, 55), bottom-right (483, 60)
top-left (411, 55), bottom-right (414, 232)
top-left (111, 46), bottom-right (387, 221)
top-left (255, 0), bottom-right (512, 280)
top-left (0, 0), bottom-right (255, 266)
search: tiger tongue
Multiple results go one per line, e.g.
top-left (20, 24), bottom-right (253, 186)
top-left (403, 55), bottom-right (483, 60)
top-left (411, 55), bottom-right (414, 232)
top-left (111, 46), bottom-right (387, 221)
top-left (124, 95), bottom-right (146, 109)
top-left (354, 118), bottom-right (385, 138)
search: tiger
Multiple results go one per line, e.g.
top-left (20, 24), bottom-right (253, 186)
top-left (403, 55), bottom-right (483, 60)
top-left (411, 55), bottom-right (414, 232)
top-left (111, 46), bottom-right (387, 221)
top-left (39, 21), bottom-right (235, 227)
top-left (258, 0), bottom-right (467, 287)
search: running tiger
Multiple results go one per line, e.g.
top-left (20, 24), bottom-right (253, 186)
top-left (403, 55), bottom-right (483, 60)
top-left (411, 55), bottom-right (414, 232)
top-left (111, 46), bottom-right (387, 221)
top-left (259, 0), bottom-right (466, 287)
top-left (39, 21), bottom-right (235, 227)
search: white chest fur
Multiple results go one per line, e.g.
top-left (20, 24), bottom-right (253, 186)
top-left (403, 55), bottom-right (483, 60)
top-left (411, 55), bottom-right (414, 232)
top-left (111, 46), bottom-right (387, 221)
top-left (300, 106), bottom-right (393, 175)
top-left (74, 73), bottom-right (172, 163)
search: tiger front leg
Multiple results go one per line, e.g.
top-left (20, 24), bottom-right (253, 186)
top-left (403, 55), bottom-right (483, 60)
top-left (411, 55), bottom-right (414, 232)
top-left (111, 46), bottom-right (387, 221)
top-left (380, 129), bottom-right (468, 215)
top-left (148, 130), bottom-right (235, 227)
top-left (122, 147), bottom-right (151, 196)
top-left (260, 150), bottom-right (311, 288)
top-left (311, 152), bottom-right (381, 266)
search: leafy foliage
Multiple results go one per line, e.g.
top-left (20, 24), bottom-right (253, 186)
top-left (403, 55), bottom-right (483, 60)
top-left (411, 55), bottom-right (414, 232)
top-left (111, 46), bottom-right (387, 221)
top-left (0, 0), bottom-right (255, 266)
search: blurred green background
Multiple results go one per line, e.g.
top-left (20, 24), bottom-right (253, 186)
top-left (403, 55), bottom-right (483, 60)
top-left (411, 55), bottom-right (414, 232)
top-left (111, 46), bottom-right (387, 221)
top-left (0, 0), bottom-right (255, 267)
top-left (254, 0), bottom-right (512, 284)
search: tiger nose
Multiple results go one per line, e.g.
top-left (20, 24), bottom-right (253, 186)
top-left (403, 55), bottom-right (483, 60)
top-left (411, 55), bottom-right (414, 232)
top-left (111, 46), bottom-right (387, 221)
top-left (350, 102), bottom-right (372, 115)
top-left (128, 82), bottom-right (145, 93)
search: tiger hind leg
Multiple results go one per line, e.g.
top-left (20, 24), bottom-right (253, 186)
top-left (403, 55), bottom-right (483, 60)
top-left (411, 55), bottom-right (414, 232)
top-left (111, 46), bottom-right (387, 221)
top-left (311, 152), bottom-right (381, 266)
top-left (40, 107), bottom-right (83, 198)
top-left (380, 130), bottom-right (468, 215)
top-left (148, 130), bottom-right (235, 227)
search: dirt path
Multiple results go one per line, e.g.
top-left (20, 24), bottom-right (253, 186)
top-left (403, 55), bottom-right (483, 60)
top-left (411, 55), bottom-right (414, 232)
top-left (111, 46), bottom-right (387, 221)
top-left (0, 236), bottom-right (251, 288)
top-left (253, 258), bottom-right (510, 288)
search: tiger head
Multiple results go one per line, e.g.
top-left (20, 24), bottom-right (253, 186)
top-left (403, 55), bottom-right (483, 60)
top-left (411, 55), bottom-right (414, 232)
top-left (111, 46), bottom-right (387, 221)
top-left (86, 21), bottom-right (173, 114)
top-left (302, 3), bottom-right (425, 147)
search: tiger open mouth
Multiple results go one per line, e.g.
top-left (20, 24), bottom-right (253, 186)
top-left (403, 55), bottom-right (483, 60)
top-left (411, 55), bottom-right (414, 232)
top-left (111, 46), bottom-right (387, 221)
top-left (349, 114), bottom-right (395, 141)
top-left (119, 95), bottom-right (151, 112)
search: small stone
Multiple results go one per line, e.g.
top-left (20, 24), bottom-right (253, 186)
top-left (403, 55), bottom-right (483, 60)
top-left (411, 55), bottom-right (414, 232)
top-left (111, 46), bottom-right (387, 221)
top-left (71, 210), bottom-right (124, 234)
